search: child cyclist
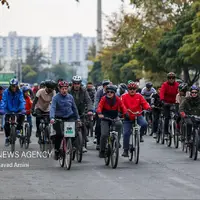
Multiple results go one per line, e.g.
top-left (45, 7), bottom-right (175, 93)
top-left (22, 86), bottom-right (33, 141)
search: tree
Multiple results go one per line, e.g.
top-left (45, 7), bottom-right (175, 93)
top-left (89, 60), bottom-right (103, 84)
top-left (22, 65), bottom-right (37, 83)
top-left (86, 42), bottom-right (96, 60)
top-left (0, 0), bottom-right (9, 8)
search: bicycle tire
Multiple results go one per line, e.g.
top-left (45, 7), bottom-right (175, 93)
top-left (111, 133), bottom-right (119, 169)
top-left (181, 123), bottom-right (186, 151)
top-left (134, 130), bottom-right (140, 164)
top-left (104, 141), bottom-right (110, 166)
top-left (173, 121), bottom-right (179, 149)
top-left (59, 138), bottom-right (65, 168)
top-left (24, 124), bottom-right (31, 149)
top-left (19, 136), bottom-right (24, 148)
top-left (45, 126), bottom-right (52, 156)
top-left (192, 130), bottom-right (199, 160)
top-left (129, 133), bottom-right (134, 161)
top-left (10, 126), bottom-right (16, 153)
top-left (156, 123), bottom-right (161, 143)
top-left (65, 138), bottom-right (73, 170)
top-left (89, 121), bottom-right (93, 137)
top-left (76, 130), bottom-right (83, 163)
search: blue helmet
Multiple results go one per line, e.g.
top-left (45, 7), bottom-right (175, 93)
top-left (22, 86), bottom-right (30, 93)
top-left (9, 78), bottom-right (18, 86)
top-left (190, 85), bottom-right (199, 92)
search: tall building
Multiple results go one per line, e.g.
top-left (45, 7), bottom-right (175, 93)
top-left (49, 33), bottom-right (96, 65)
top-left (0, 31), bottom-right (41, 62)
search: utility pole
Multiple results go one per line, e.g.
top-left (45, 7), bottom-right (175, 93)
top-left (96, 0), bottom-right (102, 54)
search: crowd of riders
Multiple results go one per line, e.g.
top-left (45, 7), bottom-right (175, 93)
top-left (0, 71), bottom-right (199, 160)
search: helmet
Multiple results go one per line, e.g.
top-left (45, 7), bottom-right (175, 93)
top-left (190, 85), bottom-right (199, 92)
top-left (9, 78), bottom-right (18, 86)
top-left (40, 81), bottom-right (45, 87)
top-left (22, 86), bottom-right (29, 93)
top-left (127, 82), bottom-right (138, 89)
top-left (72, 75), bottom-right (82, 83)
top-left (106, 84), bottom-right (117, 93)
top-left (178, 83), bottom-right (188, 92)
top-left (167, 72), bottom-right (176, 78)
top-left (146, 82), bottom-right (153, 89)
top-left (119, 83), bottom-right (127, 90)
top-left (102, 79), bottom-right (110, 86)
top-left (58, 81), bottom-right (69, 88)
top-left (33, 83), bottom-right (38, 87)
top-left (177, 79), bottom-right (183, 84)
top-left (45, 80), bottom-right (56, 89)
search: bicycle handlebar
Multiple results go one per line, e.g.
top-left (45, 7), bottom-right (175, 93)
top-left (127, 109), bottom-right (144, 115)
top-left (101, 117), bottom-right (118, 122)
top-left (186, 115), bottom-right (200, 120)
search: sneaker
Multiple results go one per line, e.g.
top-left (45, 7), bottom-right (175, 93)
top-left (54, 150), bottom-right (59, 160)
top-left (140, 136), bottom-right (144, 142)
top-left (153, 133), bottom-right (157, 139)
top-left (122, 150), bottom-right (129, 157)
top-left (93, 138), bottom-right (97, 144)
top-left (83, 147), bottom-right (87, 153)
top-left (96, 144), bottom-right (100, 150)
top-left (5, 138), bottom-right (9, 147)
top-left (99, 151), bottom-right (105, 158)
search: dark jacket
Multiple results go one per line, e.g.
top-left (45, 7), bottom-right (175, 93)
top-left (179, 96), bottom-right (200, 116)
top-left (87, 88), bottom-right (96, 104)
top-left (151, 93), bottom-right (162, 108)
top-left (68, 86), bottom-right (93, 116)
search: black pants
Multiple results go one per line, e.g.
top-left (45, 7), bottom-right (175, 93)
top-left (163, 105), bottom-right (171, 134)
top-left (4, 114), bottom-right (24, 137)
top-left (53, 117), bottom-right (76, 151)
top-left (185, 118), bottom-right (193, 140)
top-left (152, 108), bottom-right (160, 133)
top-left (95, 115), bottom-right (101, 145)
top-left (80, 116), bottom-right (87, 145)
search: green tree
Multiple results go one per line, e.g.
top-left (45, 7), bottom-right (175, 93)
top-left (89, 60), bottom-right (103, 84)
top-left (22, 65), bottom-right (37, 83)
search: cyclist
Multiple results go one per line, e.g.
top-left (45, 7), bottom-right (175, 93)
top-left (0, 86), bottom-right (5, 131)
top-left (32, 83), bottom-right (39, 97)
top-left (31, 80), bottom-right (56, 143)
top-left (55, 79), bottom-right (63, 93)
top-left (179, 85), bottom-right (200, 143)
top-left (22, 86), bottom-right (33, 141)
top-left (1, 78), bottom-right (25, 146)
top-left (97, 84), bottom-right (127, 158)
top-left (176, 82), bottom-right (189, 105)
top-left (151, 87), bottom-right (162, 138)
top-left (50, 81), bottom-right (80, 160)
top-left (86, 81), bottom-right (96, 104)
top-left (94, 79), bottom-right (110, 149)
top-left (121, 82), bottom-right (150, 157)
top-left (116, 83), bottom-right (127, 97)
top-left (141, 82), bottom-right (157, 104)
top-left (160, 72), bottom-right (179, 139)
top-left (68, 75), bottom-right (93, 152)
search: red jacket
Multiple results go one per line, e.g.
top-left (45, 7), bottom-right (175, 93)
top-left (96, 95), bottom-right (127, 119)
top-left (25, 96), bottom-right (32, 115)
top-left (121, 93), bottom-right (150, 120)
top-left (160, 81), bottom-right (179, 104)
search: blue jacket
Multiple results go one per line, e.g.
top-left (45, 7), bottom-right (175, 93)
top-left (50, 93), bottom-right (79, 120)
top-left (2, 88), bottom-right (25, 113)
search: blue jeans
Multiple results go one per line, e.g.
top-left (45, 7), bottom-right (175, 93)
top-left (123, 116), bottom-right (147, 150)
top-left (0, 115), bottom-right (5, 128)
top-left (26, 114), bottom-right (32, 135)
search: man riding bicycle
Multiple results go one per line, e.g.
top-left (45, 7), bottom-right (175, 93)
top-left (68, 75), bottom-right (93, 152)
top-left (1, 78), bottom-right (25, 146)
top-left (50, 81), bottom-right (80, 160)
top-left (31, 80), bottom-right (56, 144)
top-left (141, 82), bottom-right (156, 104)
top-left (96, 84), bottom-right (127, 158)
top-left (121, 82), bottom-right (151, 157)
top-left (179, 85), bottom-right (200, 143)
top-left (160, 72), bottom-right (179, 139)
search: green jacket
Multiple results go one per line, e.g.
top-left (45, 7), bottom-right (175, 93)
top-left (179, 96), bottom-right (200, 116)
top-left (68, 86), bottom-right (93, 116)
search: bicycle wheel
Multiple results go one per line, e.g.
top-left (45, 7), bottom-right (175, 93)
top-left (59, 138), bottom-right (65, 168)
top-left (10, 126), bottom-right (16, 153)
top-left (134, 129), bottom-right (140, 164)
top-left (156, 120), bottom-right (161, 143)
top-left (65, 138), bottom-right (73, 170)
top-left (88, 121), bottom-right (93, 137)
top-left (192, 130), bottom-right (199, 160)
top-left (181, 123), bottom-right (186, 151)
top-left (167, 122), bottom-right (172, 147)
top-left (173, 121), bottom-right (179, 148)
top-left (104, 140), bottom-right (111, 166)
top-left (76, 130), bottom-right (83, 163)
top-left (45, 126), bottom-right (52, 156)
top-left (129, 133), bottom-right (134, 161)
top-left (19, 135), bottom-right (24, 148)
top-left (24, 124), bottom-right (31, 149)
top-left (160, 119), bottom-right (165, 145)
top-left (111, 133), bottom-right (119, 169)
top-left (40, 131), bottom-right (45, 152)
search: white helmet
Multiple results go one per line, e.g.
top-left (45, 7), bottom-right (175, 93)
top-left (72, 75), bottom-right (82, 83)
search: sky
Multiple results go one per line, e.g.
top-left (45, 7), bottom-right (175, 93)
top-left (0, 0), bottom-right (132, 47)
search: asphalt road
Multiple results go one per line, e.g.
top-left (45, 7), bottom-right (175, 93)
top-left (1, 130), bottom-right (200, 199)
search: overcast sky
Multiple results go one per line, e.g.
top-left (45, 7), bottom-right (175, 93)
top-left (0, 0), bottom-right (132, 47)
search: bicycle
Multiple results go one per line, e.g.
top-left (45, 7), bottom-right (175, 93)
top-left (127, 110), bottom-right (143, 164)
top-left (85, 113), bottom-right (94, 137)
top-left (103, 117), bottom-right (119, 169)
top-left (144, 110), bottom-right (152, 136)
top-left (55, 119), bottom-right (75, 170)
top-left (5, 112), bottom-right (24, 153)
top-left (180, 117), bottom-right (188, 152)
top-left (19, 114), bottom-right (31, 149)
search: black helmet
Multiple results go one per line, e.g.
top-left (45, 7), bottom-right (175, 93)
top-left (146, 82), bottom-right (153, 89)
top-left (167, 72), bottom-right (176, 78)
top-left (45, 80), bottom-right (56, 89)
top-left (178, 83), bottom-right (188, 92)
top-left (102, 79), bottom-right (110, 86)
top-left (40, 81), bottom-right (45, 87)
top-left (106, 84), bottom-right (117, 93)
top-left (119, 83), bottom-right (127, 90)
